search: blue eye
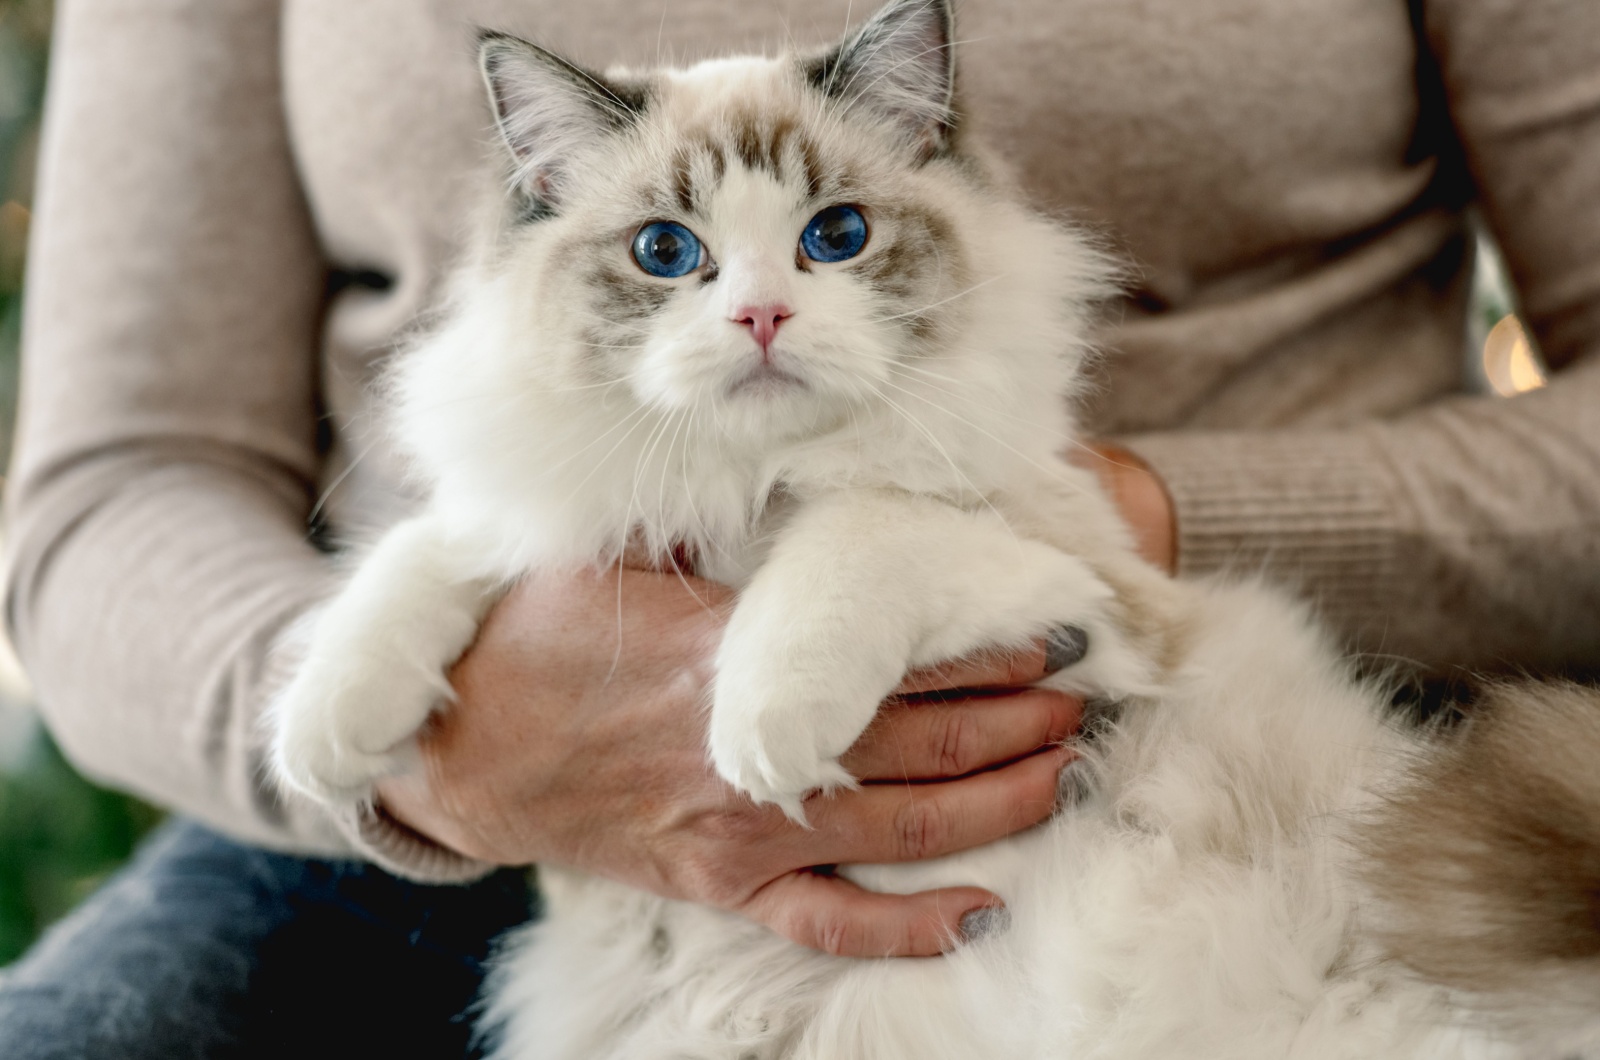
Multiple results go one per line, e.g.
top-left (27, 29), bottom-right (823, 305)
top-left (632, 222), bottom-right (704, 278)
top-left (800, 205), bottom-right (868, 263)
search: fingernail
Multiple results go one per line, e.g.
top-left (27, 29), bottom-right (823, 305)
top-left (1043, 625), bottom-right (1090, 674)
top-left (958, 904), bottom-right (1011, 943)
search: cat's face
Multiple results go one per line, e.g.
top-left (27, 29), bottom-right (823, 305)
top-left (481, 0), bottom-right (973, 443)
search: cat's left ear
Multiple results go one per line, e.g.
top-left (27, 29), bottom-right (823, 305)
top-left (478, 31), bottom-right (648, 209)
top-left (807, 0), bottom-right (956, 159)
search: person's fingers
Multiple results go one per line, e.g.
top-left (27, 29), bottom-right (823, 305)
top-left (801, 745), bottom-right (1071, 867)
top-left (740, 870), bottom-right (1001, 957)
top-left (842, 688), bottom-right (1082, 781)
top-left (894, 627), bottom-right (1089, 695)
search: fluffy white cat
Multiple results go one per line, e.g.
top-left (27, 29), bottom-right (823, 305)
top-left (269, 2), bottom-right (1600, 1057)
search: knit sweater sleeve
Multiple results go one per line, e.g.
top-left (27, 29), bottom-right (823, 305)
top-left (2, 0), bottom-right (488, 881)
top-left (1124, 0), bottom-right (1600, 672)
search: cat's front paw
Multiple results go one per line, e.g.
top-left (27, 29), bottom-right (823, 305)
top-left (269, 644), bottom-right (443, 806)
top-left (707, 667), bottom-right (865, 823)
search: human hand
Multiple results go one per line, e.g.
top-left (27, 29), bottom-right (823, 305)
top-left (1073, 442), bottom-right (1177, 573)
top-left (375, 564), bottom-right (1083, 958)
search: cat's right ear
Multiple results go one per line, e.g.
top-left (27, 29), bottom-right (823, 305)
top-left (478, 32), bottom-right (647, 211)
top-left (806, 0), bottom-right (956, 159)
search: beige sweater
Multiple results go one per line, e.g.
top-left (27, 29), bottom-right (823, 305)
top-left (6, 0), bottom-right (1599, 875)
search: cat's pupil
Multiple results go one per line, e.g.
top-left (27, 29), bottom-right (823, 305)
top-left (650, 230), bottom-right (684, 267)
top-left (818, 217), bottom-right (851, 251)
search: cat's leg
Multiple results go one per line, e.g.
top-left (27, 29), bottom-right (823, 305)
top-left (710, 488), bottom-right (1156, 818)
top-left (269, 513), bottom-right (502, 804)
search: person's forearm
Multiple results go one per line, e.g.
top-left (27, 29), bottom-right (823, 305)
top-left (4, 0), bottom-right (344, 852)
top-left (1118, 355), bottom-right (1600, 672)
top-left (5, 449), bottom-right (346, 852)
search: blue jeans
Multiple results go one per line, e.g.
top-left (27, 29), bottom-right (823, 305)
top-left (0, 820), bottom-right (537, 1059)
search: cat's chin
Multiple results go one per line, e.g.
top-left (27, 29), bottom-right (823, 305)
top-left (701, 388), bottom-right (851, 447)
top-left (725, 363), bottom-right (807, 399)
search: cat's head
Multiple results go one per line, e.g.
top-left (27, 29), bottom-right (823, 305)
top-left (469, 0), bottom-right (1075, 447)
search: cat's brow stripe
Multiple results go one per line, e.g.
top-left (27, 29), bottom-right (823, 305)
top-left (671, 150), bottom-right (695, 214)
top-left (765, 115), bottom-right (796, 176)
top-left (730, 112), bottom-right (769, 175)
top-left (798, 136), bottom-right (824, 200)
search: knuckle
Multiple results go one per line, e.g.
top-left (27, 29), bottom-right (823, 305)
top-left (936, 711), bottom-right (979, 775)
top-left (895, 797), bottom-right (950, 861)
top-left (814, 914), bottom-right (861, 957)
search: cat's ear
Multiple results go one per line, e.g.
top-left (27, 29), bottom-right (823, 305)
top-left (478, 32), bottom-right (647, 209)
top-left (807, 0), bottom-right (956, 158)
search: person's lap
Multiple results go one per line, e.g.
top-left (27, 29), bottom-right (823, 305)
top-left (0, 819), bottom-right (536, 1060)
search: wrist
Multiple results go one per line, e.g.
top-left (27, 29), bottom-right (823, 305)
top-left (1075, 442), bottom-right (1177, 574)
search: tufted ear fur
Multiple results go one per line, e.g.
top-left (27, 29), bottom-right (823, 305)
top-left (806, 0), bottom-right (956, 159)
top-left (478, 32), bottom-right (648, 212)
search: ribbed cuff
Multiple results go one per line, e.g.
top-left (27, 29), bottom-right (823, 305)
top-left (262, 613), bottom-right (498, 886)
top-left (338, 800), bottom-right (498, 885)
top-left (1119, 428), bottom-right (1403, 632)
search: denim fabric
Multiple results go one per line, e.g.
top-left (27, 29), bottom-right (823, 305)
top-left (0, 820), bottom-right (537, 1060)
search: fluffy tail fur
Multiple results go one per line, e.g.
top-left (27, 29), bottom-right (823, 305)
top-left (1360, 680), bottom-right (1600, 1055)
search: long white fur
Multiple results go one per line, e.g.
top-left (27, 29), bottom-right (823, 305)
top-left (268, 1), bottom-right (1538, 1056)
top-left (488, 582), bottom-right (1518, 1060)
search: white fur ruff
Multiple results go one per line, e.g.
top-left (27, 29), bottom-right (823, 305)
top-left (484, 580), bottom-right (1513, 1060)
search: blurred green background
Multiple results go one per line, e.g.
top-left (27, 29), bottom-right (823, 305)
top-left (0, 0), bottom-right (162, 967)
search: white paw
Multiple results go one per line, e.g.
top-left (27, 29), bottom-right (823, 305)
top-left (270, 644), bottom-right (444, 805)
top-left (708, 668), bottom-right (867, 823)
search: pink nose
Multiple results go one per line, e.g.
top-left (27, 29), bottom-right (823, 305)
top-left (732, 304), bottom-right (793, 356)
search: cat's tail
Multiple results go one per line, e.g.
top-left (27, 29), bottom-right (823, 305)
top-left (1359, 679), bottom-right (1600, 1054)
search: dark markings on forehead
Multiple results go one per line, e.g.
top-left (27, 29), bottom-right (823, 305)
top-left (848, 201), bottom-right (964, 341)
top-left (705, 137), bottom-right (727, 183)
top-left (727, 110), bottom-right (810, 183)
top-left (671, 151), bottom-right (695, 214)
top-left (657, 112), bottom-right (832, 216)
top-left (765, 116), bottom-right (796, 175)
top-left (798, 136), bottom-right (824, 200)
top-left (731, 112), bottom-right (767, 175)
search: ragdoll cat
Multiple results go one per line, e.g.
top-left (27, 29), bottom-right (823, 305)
top-left (270, 2), bottom-right (1600, 1057)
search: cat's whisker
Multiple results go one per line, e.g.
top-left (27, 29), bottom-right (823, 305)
top-left (626, 406), bottom-right (682, 552)
top-left (555, 402), bottom-right (659, 512)
top-left (605, 407), bottom-right (683, 680)
top-left (869, 274), bottom-right (1007, 326)
top-left (676, 403), bottom-right (724, 592)
top-left (530, 401), bottom-right (656, 483)
top-left (657, 406), bottom-right (689, 543)
top-left (869, 382), bottom-right (1025, 551)
top-left (890, 359), bottom-right (1077, 438)
top-left (396, 372), bottom-right (641, 423)
top-left (893, 365), bottom-right (1110, 472)
top-left (872, 374), bottom-right (1099, 499)
top-left (307, 437), bottom-right (381, 535)
top-left (567, 309), bottom-right (656, 339)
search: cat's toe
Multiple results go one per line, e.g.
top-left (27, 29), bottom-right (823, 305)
top-left (269, 665), bottom-right (438, 805)
top-left (708, 703), bottom-right (860, 824)
top-left (273, 723), bottom-right (416, 805)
